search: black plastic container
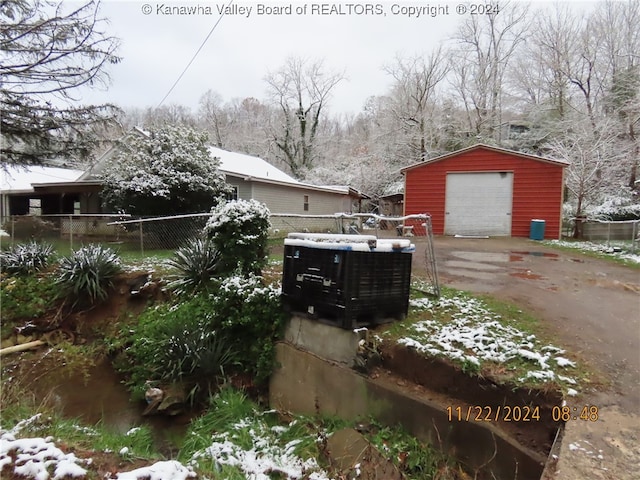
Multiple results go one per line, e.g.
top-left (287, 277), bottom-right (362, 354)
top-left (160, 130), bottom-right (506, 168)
top-left (281, 239), bottom-right (413, 329)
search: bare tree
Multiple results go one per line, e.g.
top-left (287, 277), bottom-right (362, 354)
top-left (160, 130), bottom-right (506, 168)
top-left (198, 90), bottom-right (228, 148)
top-left (509, 4), bottom-right (579, 118)
top-left (384, 47), bottom-right (450, 162)
top-left (1, 0), bottom-right (121, 165)
top-left (265, 57), bottom-right (345, 177)
top-left (548, 117), bottom-right (630, 234)
top-left (448, 2), bottom-right (529, 142)
top-left (595, 0), bottom-right (640, 191)
top-left (223, 96), bottom-right (275, 158)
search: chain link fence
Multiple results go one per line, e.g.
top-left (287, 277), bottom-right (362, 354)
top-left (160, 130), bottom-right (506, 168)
top-left (1, 212), bottom-right (440, 296)
top-left (576, 218), bottom-right (639, 253)
top-left (269, 213), bottom-right (430, 238)
top-left (2, 212), bottom-right (430, 251)
top-left (1, 214), bottom-right (134, 252)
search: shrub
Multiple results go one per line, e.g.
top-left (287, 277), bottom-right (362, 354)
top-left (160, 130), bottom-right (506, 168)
top-left (118, 297), bottom-right (235, 399)
top-left (204, 199), bottom-right (270, 275)
top-left (116, 275), bottom-right (285, 399)
top-left (0, 274), bottom-right (58, 326)
top-left (3, 216), bottom-right (57, 239)
top-left (100, 125), bottom-right (230, 216)
top-left (166, 237), bottom-right (222, 294)
top-left (0, 240), bottom-right (54, 275)
top-left (588, 193), bottom-right (640, 221)
top-left (56, 244), bottom-right (122, 306)
top-left (209, 274), bottom-right (286, 383)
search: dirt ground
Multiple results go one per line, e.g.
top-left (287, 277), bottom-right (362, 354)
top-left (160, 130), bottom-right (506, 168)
top-left (410, 236), bottom-right (640, 480)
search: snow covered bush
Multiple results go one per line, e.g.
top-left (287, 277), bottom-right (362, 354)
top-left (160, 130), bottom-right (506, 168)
top-left (209, 275), bottom-right (285, 383)
top-left (587, 192), bottom-right (640, 220)
top-left (205, 199), bottom-right (271, 275)
top-left (0, 240), bottom-right (54, 275)
top-left (56, 244), bottom-right (122, 306)
top-left (100, 125), bottom-right (230, 216)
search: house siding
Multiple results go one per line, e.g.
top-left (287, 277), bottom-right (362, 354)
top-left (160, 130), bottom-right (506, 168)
top-left (404, 148), bottom-right (565, 239)
top-left (251, 182), bottom-right (349, 215)
top-left (225, 176), bottom-right (253, 201)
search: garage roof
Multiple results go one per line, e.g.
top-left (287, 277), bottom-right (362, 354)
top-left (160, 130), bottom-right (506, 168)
top-left (400, 144), bottom-right (569, 173)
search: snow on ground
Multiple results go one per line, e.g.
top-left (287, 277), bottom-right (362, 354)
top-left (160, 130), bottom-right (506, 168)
top-left (568, 440), bottom-right (605, 461)
top-left (125, 257), bottom-right (174, 272)
top-left (0, 415), bottom-right (89, 480)
top-left (115, 461), bottom-right (195, 480)
top-left (398, 294), bottom-right (578, 389)
top-left (1, 413), bottom-right (329, 480)
top-left (548, 239), bottom-right (640, 264)
top-left (190, 417), bottom-right (331, 480)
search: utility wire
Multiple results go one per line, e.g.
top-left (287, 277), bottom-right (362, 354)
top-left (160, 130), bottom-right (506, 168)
top-left (156, 0), bottom-right (235, 108)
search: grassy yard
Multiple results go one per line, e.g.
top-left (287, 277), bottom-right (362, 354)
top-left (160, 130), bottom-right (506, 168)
top-left (382, 283), bottom-right (587, 394)
top-left (545, 239), bottom-right (640, 268)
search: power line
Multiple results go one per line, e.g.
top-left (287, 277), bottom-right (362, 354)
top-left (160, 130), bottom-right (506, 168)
top-left (156, 0), bottom-right (235, 108)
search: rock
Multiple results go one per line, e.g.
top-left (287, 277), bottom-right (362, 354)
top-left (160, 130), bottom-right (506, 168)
top-left (326, 428), bottom-right (404, 479)
top-left (157, 385), bottom-right (187, 416)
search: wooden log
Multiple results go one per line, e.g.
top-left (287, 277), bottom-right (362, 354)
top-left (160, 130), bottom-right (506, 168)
top-left (0, 340), bottom-right (46, 356)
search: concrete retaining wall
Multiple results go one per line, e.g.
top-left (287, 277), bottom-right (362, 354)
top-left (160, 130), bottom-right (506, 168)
top-left (270, 341), bottom-right (546, 480)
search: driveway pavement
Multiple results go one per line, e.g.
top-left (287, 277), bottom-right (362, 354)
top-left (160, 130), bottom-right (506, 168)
top-left (411, 236), bottom-right (640, 479)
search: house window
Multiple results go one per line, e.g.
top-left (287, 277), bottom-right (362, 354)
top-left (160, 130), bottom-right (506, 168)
top-left (28, 198), bottom-right (41, 216)
top-left (227, 186), bottom-right (239, 202)
top-left (303, 195), bottom-right (309, 212)
top-left (74, 201), bottom-right (81, 215)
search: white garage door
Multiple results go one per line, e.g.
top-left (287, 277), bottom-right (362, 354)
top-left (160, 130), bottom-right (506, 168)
top-left (444, 172), bottom-right (513, 236)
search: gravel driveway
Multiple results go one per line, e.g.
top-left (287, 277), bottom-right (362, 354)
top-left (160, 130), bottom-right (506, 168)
top-left (410, 236), bottom-right (640, 480)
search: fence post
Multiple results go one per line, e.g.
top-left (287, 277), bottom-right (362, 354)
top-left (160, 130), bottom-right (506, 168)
top-left (11, 216), bottom-right (15, 247)
top-left (607, 222), bottom-right (611, 248)
top-left (139, 220), bottom-right (144, 256)
top-left (633, 221), bottom-right (637, 254)
top-left (69, 215), bottom-right (73, 251)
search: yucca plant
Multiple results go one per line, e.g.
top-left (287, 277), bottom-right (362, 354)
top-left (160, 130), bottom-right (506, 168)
top-left (56, 244), bottom-right (122, 305)
top-left (0, 240), bottom-right (54, 275)
top-left (166, 237), bottom-right (223, 294)
top-left (164, 329), bottom-right (236, 382)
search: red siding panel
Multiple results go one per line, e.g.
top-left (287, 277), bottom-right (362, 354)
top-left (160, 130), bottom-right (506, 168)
top-left (404, 148), bottom-right (565, 239)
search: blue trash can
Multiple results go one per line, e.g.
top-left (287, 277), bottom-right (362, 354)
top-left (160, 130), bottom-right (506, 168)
top-left (530, 219), bottom-right (545, 240)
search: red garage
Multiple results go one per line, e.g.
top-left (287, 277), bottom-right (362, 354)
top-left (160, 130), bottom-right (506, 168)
top-left (401, 144), bottom-right (568, 239)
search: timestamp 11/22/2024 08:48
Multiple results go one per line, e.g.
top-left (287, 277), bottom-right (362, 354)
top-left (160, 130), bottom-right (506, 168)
top-left (446, 405), bottom-right (600, 423)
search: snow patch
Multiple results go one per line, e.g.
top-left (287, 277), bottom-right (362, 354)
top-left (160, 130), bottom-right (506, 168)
top-left (190, 418), bottom-right (331, 479)
top-left (396, 294), bottom-right (578, 388)
top-left (116, 460), bottom-right (196, 480)
top-left (0, 431), bottom-right (88, 480)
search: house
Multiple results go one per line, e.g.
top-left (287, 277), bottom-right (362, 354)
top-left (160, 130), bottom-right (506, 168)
top-left (0, 165), bottom-right (91, 222)
top-left (210, 147), bottom-right (362, 215)
top-left (401, 144), bottom-right (568, 239)
top-left (1, 138), bottom-right (363, 222)
top-left (377, 180), bottom-right (405, 217)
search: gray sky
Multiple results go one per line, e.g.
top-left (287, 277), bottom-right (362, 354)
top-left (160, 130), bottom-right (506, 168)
top-left (79, 1), bottom-right (471, 114)
top-left (79, 0), bottom-right (592, 115)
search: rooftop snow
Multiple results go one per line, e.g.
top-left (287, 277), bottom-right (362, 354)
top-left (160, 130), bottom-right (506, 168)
top-left (210, 147), bottom-right (299, 184)
top-left (1, 165), bottom-right (84, 193)
top-left (210, 148), bottom-right (356, 195)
